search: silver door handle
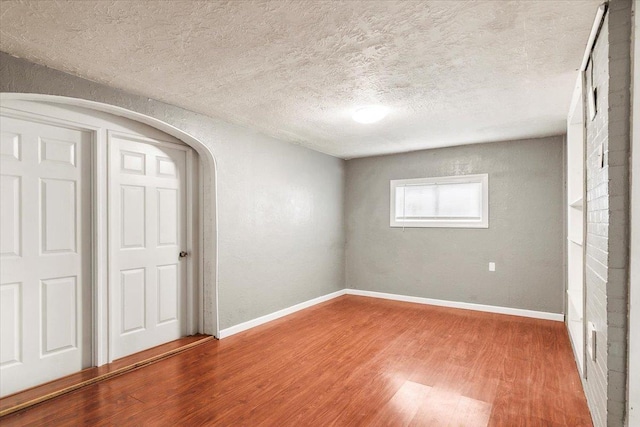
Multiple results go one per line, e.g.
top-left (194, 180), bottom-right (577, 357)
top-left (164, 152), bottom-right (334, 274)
top-left (179, 251), bottom-right (189, 259)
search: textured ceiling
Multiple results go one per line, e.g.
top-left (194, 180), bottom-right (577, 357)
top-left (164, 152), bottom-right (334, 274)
top-left (0, 0), bottom-right (600, 158)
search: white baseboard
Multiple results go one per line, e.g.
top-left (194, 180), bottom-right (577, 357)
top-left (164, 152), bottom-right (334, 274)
top-left (345, 289), bottom-right (564, 322)
top-left (218, 289), bottom-right (347, 338)
top-left (218, 287), bottom-right (564, 339)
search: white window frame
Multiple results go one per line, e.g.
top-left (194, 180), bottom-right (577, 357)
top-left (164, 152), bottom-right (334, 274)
top-left (389, 173), bottom-right (489, 228)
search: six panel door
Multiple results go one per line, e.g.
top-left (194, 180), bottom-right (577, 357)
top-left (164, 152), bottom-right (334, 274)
top-left (109, 134), bottom-right (188, 360)
top-left (0, 114), bottom-right (91, 397)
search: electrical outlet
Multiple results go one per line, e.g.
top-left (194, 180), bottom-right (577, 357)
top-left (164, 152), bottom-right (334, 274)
top-left (489, 262), bottom-right (495, 272)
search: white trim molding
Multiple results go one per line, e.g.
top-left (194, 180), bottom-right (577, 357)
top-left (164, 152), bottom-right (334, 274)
top-left (346, 289), bottom-right (564, 321)
top-left (218, 290), bottom-right (347, 338)
top-left (219, 287), bottom-right (564, 339)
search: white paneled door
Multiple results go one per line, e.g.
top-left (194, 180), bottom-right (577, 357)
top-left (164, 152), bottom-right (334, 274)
top-left (0, 115), bottom-right (91, 397)
top-left (109, 134), bottom-right (189, 360)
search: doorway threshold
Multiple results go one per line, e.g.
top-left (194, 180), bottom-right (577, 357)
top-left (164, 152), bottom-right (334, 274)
top-left (0, 334), bottom-right (214, 417)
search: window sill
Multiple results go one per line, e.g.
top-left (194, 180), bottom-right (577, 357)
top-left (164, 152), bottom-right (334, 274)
top-left (390, 220), bottom-right (488, 229)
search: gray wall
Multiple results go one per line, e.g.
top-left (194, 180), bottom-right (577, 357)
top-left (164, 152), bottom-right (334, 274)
top-left (629, 2), bottom-right (640, 424)
top-left (582, 2), bottom-right (632, 426)
top-left (0, 52), bottom-right (346, 330)
top-left (345, 136), bottom-right (565, 314)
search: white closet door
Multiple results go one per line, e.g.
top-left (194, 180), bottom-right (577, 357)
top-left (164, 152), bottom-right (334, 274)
top-left (109, 134), bottom-right (188, 360)
top-left (0, 115), bottom-right (91, 397)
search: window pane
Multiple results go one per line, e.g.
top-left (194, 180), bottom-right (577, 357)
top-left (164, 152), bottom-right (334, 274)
top-left (390, 174), bottom-right (488, 228)
top-left (397, 184), bottom-right (437, 219)
top-left (437, 182), bottom-right (482, 218)
top-left (395, 187), bottom-right (405, 219)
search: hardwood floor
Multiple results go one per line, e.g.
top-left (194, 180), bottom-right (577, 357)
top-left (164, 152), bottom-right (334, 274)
top-left (0, 334), bottom-right (213, 417)
top-left (1, 295), bottom-right (592, 426)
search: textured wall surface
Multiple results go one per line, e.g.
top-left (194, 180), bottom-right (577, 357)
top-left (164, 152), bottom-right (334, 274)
top-left (582, 2), bottom-right (632, 425)
top-left (0, 53), bottom-right (346, 330)
top-left (0, 0), bottom-right (601, 158)
top-left (628, 2), bottom-right (640, 424)
top-left (345, 136), bottom-right (565, 314)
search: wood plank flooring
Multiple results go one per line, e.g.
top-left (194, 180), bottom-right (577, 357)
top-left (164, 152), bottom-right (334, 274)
top-left (1, 296), bottom-right (592, 426)
top-left (0, 334), bottom-right (213, 417)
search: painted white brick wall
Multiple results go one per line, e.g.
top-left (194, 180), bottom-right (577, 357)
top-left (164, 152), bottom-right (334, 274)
top-left (583, 1), bottom-right (631, 426)
top-left (585, 16), bottom-right (610, 423)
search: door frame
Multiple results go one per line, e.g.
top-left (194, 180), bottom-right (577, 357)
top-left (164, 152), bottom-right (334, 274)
top-left (0, 93), bottom-right (220, 365)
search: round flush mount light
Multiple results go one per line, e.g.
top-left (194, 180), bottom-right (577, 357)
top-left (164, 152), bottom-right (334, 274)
top-left (352, 105), bottom-right (389, 124)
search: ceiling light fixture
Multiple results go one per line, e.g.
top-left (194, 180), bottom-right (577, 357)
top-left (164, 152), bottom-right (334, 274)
top-left (352, 106), bottom-right (389, 124)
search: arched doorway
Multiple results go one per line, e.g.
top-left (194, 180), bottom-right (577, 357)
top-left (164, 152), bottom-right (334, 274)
top-left (0, 94), bottom-right (218, 394)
